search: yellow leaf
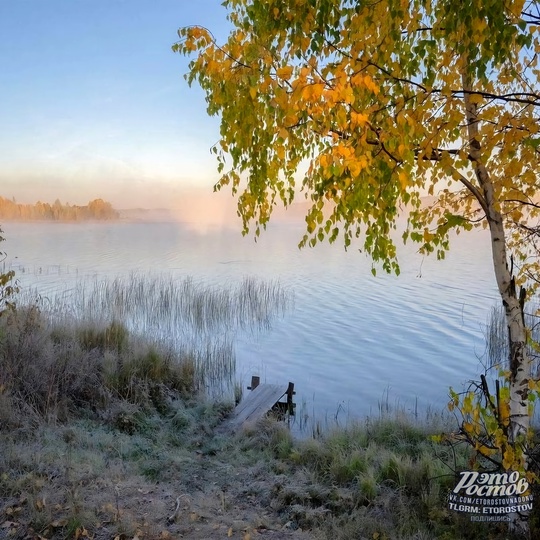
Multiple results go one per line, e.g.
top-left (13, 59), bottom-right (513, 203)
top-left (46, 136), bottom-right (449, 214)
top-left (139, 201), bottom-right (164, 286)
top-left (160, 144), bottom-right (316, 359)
top-left (472, 18), bottom-right (487, 33)
top-left (350, 72), bottom-right (361, 86)
top-left (351, 111), bottom-right (368, 126)
top-left (349, 161), bottom-right (361, 177)
top-left (398, 171), bottom-right (408, 189)
top-left (301, 83), bottom-right (321, 101)
top-left (363, 75), bottom-right (379, 94)
top-left (228, 527), bottom-right (233, 537)
top-left (503, 446), bottom-right (515, 470)
top-left (423, 229), bottom-right (434, 242)
top-left (475, 443), bottom-right (497, 457)
top-left (336, 144), bottom-right (353, 159)
top-left (278, 127), bottom-right (288, 140)
top-left (468, 94), bottom-right (483, 104)
top-left (284, 113), bottom-right (298, 126)
top-left (277, 66), bottom-right (293, 80)
top-left (499, 401), bottom-right (510, 426)
top-left (319, 154), bottom-right (328, 168)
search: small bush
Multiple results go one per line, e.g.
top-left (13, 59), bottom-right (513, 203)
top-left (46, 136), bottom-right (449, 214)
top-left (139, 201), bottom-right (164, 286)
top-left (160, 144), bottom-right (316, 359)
top-left (357, 470), bottom-right (379, 503)
top-left (0, 308), bottom-right (201, 427)
top-left (0, 307), bottom-right (104, 419)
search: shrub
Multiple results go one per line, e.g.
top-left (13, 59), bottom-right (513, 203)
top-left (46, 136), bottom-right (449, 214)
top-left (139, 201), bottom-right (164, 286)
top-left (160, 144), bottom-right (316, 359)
top-left (0, 308), bottom-right (200, 426)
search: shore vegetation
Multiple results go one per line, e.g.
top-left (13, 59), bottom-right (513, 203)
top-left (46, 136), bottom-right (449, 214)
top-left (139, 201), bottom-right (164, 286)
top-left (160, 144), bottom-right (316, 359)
top-left (0, 196), bottom-right (119, 221)
top-left (1, 291), bottom-right (538, 539)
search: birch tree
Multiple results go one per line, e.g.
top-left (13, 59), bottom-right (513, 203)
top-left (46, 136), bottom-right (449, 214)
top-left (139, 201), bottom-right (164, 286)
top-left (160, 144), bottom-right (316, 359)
top-left (175, 0), bottom-right (540, 515)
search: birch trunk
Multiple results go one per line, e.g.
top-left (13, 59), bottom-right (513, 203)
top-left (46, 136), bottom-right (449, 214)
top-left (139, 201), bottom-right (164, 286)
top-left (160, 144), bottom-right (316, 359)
top-left (461, 71), bottom-right (531, 441)
top-left (462, 68), bottom-right (531, 537)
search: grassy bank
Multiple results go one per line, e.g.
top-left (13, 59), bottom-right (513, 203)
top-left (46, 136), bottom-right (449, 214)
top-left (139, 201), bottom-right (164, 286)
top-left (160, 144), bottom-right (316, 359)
top-left (2, 391), bottom-right (534, 539)
top-left (1, 284), bottom-right (539, 539)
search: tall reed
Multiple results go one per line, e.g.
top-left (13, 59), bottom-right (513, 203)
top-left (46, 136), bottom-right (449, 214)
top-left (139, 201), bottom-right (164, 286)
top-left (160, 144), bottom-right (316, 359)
top-left (19, 273), bottom-right (291, 391)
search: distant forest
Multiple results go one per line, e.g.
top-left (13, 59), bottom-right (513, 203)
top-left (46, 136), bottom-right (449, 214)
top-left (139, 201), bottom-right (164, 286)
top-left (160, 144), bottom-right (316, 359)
top-left (0, 197), bottom-right (119, 221)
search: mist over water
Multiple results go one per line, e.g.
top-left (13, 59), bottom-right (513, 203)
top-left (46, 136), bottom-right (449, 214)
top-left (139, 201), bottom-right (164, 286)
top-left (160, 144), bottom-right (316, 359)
top-left (2, 217), bottom-right (499, 424)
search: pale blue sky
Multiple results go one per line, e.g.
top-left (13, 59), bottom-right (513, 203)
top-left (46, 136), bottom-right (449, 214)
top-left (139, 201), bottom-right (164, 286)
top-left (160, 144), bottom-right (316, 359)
top-left (0, 0), bottom-right (232, 207)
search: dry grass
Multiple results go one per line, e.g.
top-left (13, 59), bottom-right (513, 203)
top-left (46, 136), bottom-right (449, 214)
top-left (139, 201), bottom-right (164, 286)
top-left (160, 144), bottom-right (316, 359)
top-left (1, 392), bottom-right (534, 540)
top-left (0, 306), bottom-right (200, 426)
top-left (486, 302), bottom-right (540, 371)
top-left (32, 273), bottom-right (290, 336)
top-left (18, 273), bottom-right (290, 397)
top-left (1, 275), bottom-right (537, 539)
top-left (0, 276), bottom-right (304, 539)
top-left (1, 273), bottom-right (291, 423)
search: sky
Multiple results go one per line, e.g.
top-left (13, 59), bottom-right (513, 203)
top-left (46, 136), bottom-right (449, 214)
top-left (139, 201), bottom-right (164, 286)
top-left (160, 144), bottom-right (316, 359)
top-left (0, 0), bottom-right (237, 209)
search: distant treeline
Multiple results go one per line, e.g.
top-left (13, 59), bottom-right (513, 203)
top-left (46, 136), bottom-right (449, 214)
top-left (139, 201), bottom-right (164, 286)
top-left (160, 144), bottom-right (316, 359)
top-left (0, 197), bottom-right (119, 221)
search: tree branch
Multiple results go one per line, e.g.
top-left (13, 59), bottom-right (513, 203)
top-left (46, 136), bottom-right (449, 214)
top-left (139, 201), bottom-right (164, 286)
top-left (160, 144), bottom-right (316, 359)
top-left (504, 199), bottom-right (540, 210)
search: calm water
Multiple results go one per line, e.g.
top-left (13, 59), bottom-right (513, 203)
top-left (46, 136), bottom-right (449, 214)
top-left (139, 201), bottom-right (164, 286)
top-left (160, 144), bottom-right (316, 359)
top-left (2, 218), bottom-right (500, 424)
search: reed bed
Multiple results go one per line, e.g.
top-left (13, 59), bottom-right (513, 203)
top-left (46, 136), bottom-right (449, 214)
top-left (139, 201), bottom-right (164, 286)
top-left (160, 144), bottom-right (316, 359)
top-left (17, 273), bottom-right (291, 392)
top-left (486, 302), bottom-right (540, 369)
top-left (35, 274), bottom-right (289, 332)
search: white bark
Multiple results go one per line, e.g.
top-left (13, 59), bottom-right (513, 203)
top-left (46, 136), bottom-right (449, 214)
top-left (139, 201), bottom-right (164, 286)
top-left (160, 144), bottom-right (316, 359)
top-left (461, 67), bottom-right (531, 537)
top-left (461, 69), bottom-right (530, 442)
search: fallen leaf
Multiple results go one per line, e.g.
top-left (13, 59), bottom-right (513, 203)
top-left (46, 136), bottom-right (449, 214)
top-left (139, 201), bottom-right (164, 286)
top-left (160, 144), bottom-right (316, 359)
top-left (75, 526), bottom-right (92, 539)
top-left (50, 519), bottom-right (68, 528)
top-left (228, 527), bottom-right (233, 537)
top-left (6, 507), bottom-right (23, 516)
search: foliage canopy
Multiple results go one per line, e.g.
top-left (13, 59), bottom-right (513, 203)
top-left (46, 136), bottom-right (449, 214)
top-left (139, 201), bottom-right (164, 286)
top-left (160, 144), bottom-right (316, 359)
top-left (175, 0), bottom-right (539, 278)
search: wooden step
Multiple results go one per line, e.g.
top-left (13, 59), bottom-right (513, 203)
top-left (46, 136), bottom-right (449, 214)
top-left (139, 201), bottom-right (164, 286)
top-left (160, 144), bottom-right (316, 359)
top-left (218, 376), bottom-right (294, 434)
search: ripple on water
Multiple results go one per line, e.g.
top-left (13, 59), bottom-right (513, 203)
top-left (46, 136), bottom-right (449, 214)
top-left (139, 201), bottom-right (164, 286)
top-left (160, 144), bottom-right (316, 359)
top-left (3, 221), bottom-right (499, 421)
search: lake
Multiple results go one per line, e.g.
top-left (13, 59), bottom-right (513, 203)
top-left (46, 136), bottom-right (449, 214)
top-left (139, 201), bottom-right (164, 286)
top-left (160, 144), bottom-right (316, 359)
top-left (1, 216), bottom-right (500, 427)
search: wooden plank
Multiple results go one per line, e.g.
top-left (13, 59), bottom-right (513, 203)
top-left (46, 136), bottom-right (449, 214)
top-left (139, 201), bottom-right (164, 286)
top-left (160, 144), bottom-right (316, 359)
top-left (225, 384), bottom-right (287, 432)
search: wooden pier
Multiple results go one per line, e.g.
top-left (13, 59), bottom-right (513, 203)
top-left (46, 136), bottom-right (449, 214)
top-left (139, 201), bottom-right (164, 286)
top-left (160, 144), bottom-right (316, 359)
top-left (220, 376), bottom-right (295, 433)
